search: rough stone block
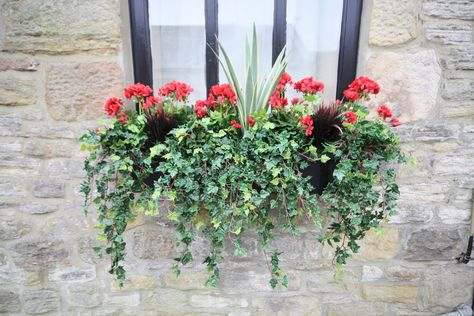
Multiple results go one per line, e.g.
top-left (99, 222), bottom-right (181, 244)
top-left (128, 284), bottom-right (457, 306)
top-left (12, 238), bottom-right (69, 269)
top-left (422, 0), bottom-right (474, 20)
top-left (252, 296), bottom-right (322, 316)
top-left (356, 227), bottom-right (399, 261)
top-left (385, 265), bottom-right (422, 281)
top-left (362, 265), bottom-right (384, 282)
top-left (424, 23), bottom-right (472, 45)
top-left (45, 62), bottom-right (123, 121)
top-left (438, 206), bottom-right (472, 224)
top-left (111, 274), bottom-right (157, 291)
top-left (327, 303), bottom-right (390, 316)
top-left (1, 0), bottom-right (121, 55)
top-left (0, 290), bottom-right (21, 312)
top-left (24, 289), bottom-right (60, 314)
top-left (32, 180), bottom-right (65, 198)
top-left (49, 266), bottom-right (96, 283)
top-left (0, 77), bottom-right (36, 106)
top-left (0, 113), bottom-right (22, 136)
top-left (161, 269), bottom-right (209, 290)
top-left (362, 284), bottom-right (419, 304)
top-left (369, 0), bottom-right (419, 46)
top-left (0, 217), bottom-right (31, 240)
top-left (424, 266), bottom-right (474, 312)
top-left (432, 150), bottom-right (474, 176)
top-left (443, 44), bottom-right (474, 70)
top-left (390, 204), bottom-right (433, 224)
top-left (20, 202), bottom-right (59, 214)
top-left (133, 227), bottom-right (179, 259)
top-left (0, 56), bottom-right (39, 71)
top-left (143, 289), bottom-right (188, 310)
top-left (403, 227), bottom-right (465, 260)
top-left (190, 294), bottom-right (248, 308)
top-left (441, 101), bottom-right (474, 119)
top-left (66, 283), bottom-right (102, 308)
top-left (104, 293), bottom-right (140, 307)
top-left (442, 77), bottom-right (474, 101)
top-left (366, 50), bottom-right (441, 123)
top-left (306, 269), bottom-right (359, 303)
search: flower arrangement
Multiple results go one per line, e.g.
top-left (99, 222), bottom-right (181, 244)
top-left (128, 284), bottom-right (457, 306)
top-left (81, 30), bottom-right (405, 288)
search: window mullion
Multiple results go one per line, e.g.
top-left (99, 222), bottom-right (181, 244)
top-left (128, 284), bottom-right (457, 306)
top-left (272, 0), bottom-right (287, 65)
top-left (205, 0), bottom-right (219, 94)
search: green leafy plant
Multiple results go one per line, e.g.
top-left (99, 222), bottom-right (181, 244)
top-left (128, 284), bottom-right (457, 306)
top-left (81, 32), bottom-right (405, 289)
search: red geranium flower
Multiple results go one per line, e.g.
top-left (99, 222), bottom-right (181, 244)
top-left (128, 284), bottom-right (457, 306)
top-left (210, 83), bottom-right (236, 104)
top-left (391, 117), bottom-right (401, 127)
top-left (343, 111), bottom-right (357, 124)
top-left (159, 81), bottom-right (193, 101)
top-left (293, 77), bottom-right (324, 94)
top-left (376, 104), bottom-right (392, 120)
top-left (143, 96), bottom-right (162, 110)
top-left (193, 100), bottom-right (209, 119)
top-left (300, 115), bottom-right (314, 136)
top-left (104, 97), bottom-right (123, 116)
top-left (269, 95), bottom-right (288, 109)
top-left (248, 116), bottom-right (255, 127)
top-left (343, 89), bottom-right (360, 101)
top-left (117, 111), bottom-right (129, 124)
top-left (349, 76), bottom-right (380, 95)
top-left (291, 98), bottom-right (299, 105)
top-left (231, 119), bottom-right (242, 129)
top-left (123, 83), bottom-right (152, 100)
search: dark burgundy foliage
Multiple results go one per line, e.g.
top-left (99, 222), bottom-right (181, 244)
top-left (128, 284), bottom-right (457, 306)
top-left (312, 103), bottom-right (342, 147)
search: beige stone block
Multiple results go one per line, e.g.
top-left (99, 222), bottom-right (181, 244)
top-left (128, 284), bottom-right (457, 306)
top-left (45, 62), bottom-right (123, 121)
top-left (0, 56), bottom-right (39, 71)
top-left (252, 296), bottom-right (322, 316)
top-left (1, 0), bottom-right (121, 55)
top-left (366, 50), bottom-right (441, 123)
top-left (356, 227), bottom-right (399, 261)
top-left (362, 284), bottom-right (419, 304)
top-left (369, 0), bottom-right (419, 46)
top-left (161, 269), bottom-right (209, 290)
top-left (0, 77), bottom-right (36, 106)
top-left (111, 274), bottom-right (156, 291)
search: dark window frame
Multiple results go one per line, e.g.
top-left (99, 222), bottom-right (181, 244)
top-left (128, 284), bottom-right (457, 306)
top-left (128, 0), bottom-right (363, 99)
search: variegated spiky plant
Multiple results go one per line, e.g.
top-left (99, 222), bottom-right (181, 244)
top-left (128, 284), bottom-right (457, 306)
top-left (213, 25), bottom-right (288, 129)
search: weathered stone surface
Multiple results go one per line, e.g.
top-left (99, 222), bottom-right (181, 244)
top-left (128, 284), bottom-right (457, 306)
top-left (66, 283), bottom-right (102, 307)
top-left (144, 289), bottom-right (188, 310)
top-left (49, 265), bottom-right (96, 283)
top-left (111, 274), bottom-right (156, 291)
top-left (32, 180), bottom-right (64, 198)
top-left (45, 62), bottom-right (123, 121)
top-left (24, 289), bottom-right (60, 314)
top-left (190, 295), bottom-right (248, 308)
top-left (366, 50), bottom-right (441, 123)
top-left (161, 269), bottom-right (209, 290)
top-left (390, 204), bottom-right (434, 224)
top-left (442, 77), bottom-right (474, 101)
top-left (438, 206), bottom-right (471, 224)
top-left (12, 238), bottom-right (69, 269)
top-left (0, 112), bottom-right (22, 136)
top-left (403, 227), bottom-right (465, 260)
top-left (441, 101), bottom-right (474, 119)
top-left (422, 0), bottom-right (474, 20)
top-left (356, 227), bottom-right (399, 261)
top-left (0, 56), bottom-right (39, 71)
top-left (1, 0), bottom-right (121, 55)
top-left (306, 269), bottom-right (359, 303)
top-left (0, 217), bottom-right (31, 240)
top-left (432, 150), bottom-right (474, 176)
top-left (369, 0), bottom-right (419, 46)
top-left (424, 266), bottom-right (474, 312)
top-left (0, 77), bottom-right (36, 106)
top-left (47, 159), bottom-right (85, 179)
top-left (399, 183), bottom-right (449, 203)
top-left (104, 293), bottom-right (140, 307)
top-left (23, 141), bottom-right (52, 157)
top-left (443, 44), bottom-right (474, 70)
top-left (362, 265), bottom-right (384, 282)
top-left (0, 290), bottom-right (21, 312)
top-left (252, 296), bottom-right (322, 316)
top-left (385, 265), bottom-right (422, 281)
top-left (424, 23), bottom-right (472, 45)
top-left (133, 227), bottom-right (179, 259)
top-left (327, 303), bottom-right (390, 316)
top-left (362, 284), bottom-right (419, 304)
top-left (20, 201), bottom-right (59, 214)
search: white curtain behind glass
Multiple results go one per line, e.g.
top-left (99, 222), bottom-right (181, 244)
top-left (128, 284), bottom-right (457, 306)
top-left (287, 0), bottom-right (343, 101)
top-left (148, 0), bottom-right (206, 101)
top-left (218, 0), bottom-right (274, 86)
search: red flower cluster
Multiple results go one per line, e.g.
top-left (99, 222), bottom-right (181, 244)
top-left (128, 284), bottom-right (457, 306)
top-left (300, 115), bottom-right (314, 136)
top-left (104, 97), bottom-right (123, 116)
top-left (117, 111), bottom-right (129, 124)
top-left (291, 98), bottom-right (299, 105)
top-left (210, 83), bottom-right (236, 104)
top-left (158, 81), bottom-right (193, 101)
top-left (376, 104), bottom-right (392, 120)
top-left (270, 72), bottom-right (292, 109)
top-left (193, 99), bottom-right (212, 119)
top-left (293, 77), bottom-right (324, 95)
top-left (343, 76), bottom-right (380, 101)
top-left (231, 119), bottom-right (242, 129)
top-left (391, 117), bottom-right (400, 127)
top-left (343, 111), bottom-right (357, 124)
top-left (123, 83), bottom-right (152, 100)
top-left (143, 96), bottom-right (163, 110)
top-left (248, 116), bottom-right (255, 127)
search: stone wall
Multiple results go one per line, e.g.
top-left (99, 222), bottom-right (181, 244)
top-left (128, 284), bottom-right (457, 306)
top-left (0, 0), bottom-right (473, 315)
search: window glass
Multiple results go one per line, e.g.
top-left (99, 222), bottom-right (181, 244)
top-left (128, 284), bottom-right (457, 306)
top-left (286, 0), bottom-right (344, 101)
top-left (218, 0), bottom-right (274, 85)
top-left (148, 0), bottom-right (206, 101)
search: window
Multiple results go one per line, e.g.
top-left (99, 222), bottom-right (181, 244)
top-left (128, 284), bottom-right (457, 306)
top-left (128, 0), bottom-right (362, 101)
